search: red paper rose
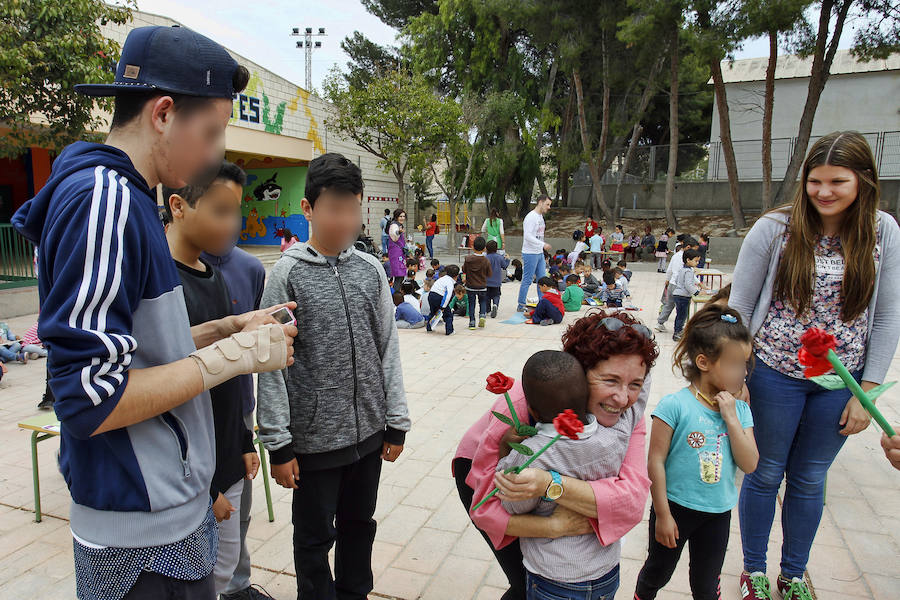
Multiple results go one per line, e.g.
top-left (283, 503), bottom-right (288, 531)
top-left (553, 409), bottom-right (585, 440)
top-left (486, 372), bottom-right (515, 394)
top-left (798, 328), bottom-right (837, 378)
top-left (800, 328), bottom-right (837, 358)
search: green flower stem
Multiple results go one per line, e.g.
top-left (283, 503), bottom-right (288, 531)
top-left (827, 349), bottom-right (896, 436)
top-left (504, 392), bottom-right (521, 429)
top-left (471, 434), bottom-right (562, 511)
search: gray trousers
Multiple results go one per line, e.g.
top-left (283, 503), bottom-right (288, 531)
top-left (657, 284), bottom-right (677, 325)
top-left (223, 411), bottom-right (255, 595)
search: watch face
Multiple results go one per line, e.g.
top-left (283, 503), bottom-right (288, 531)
top-left (546, 483), bottom-right (563, 500)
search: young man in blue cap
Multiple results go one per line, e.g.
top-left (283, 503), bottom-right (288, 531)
top-left (12, 25), bottom-right (297, 600)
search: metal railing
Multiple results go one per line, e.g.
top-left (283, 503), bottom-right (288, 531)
top-left (601, 131), bottom-right (900, 183)
top-left (0, 224), bottom-right (37, 289)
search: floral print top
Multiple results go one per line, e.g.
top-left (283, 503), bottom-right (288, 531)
top-left (755, 230), bottom-right (878, 379)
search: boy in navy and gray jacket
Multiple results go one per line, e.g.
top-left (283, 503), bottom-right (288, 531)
top-left (485, 239), bottom-right (510, 318)
top-left (11, 26), bottom-right (294, 600)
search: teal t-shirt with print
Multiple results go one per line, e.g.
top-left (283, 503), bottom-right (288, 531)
top-left (652, 387), bottom-right (753, 514)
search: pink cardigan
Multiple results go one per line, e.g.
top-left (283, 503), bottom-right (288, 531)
top-left (454, 379), bottom-right (650, 550)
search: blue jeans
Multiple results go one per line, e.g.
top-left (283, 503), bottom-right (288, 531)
top-left (425, 235), bottom-right (434, 258)
top-left (672, 295), bottom-right (690, 334)
top-left (0, 342), bottom-right (22, 362)
top-left (381, 234), bottom-right (389, 256)
top-left (467, 289), bottom-right (488, 324)
top-left (739, 359), bottom-right (860, 578)
top-left (518, 253), bottom-right (547, 308)
top-left (526, 565), bottom-right (619, 600)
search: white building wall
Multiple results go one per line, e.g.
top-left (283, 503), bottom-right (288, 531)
top-left (100, 10), bottom-right (409, 235)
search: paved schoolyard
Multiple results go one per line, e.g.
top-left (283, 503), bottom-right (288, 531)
top-left (0, 257), bottom-right (897, 599)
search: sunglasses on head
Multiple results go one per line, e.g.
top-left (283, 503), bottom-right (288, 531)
top-left (596, 316), bottom-right (654, 340)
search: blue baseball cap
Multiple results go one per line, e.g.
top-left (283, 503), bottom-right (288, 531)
top-left (75, 25), bottom-right (240, 98)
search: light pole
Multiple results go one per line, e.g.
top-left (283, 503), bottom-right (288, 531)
top-left (291, 27), bottom-right (326, 91)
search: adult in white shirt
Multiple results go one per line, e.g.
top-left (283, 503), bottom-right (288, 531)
top-left (655, 236), bottom-right (699, 331)
top-left (517, 194), bottom-right (553, 311)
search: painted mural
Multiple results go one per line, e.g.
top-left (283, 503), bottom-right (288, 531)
top-left (230, 156), bottom-right (309, 246)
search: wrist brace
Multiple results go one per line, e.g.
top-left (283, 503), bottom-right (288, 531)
top-left (190, 324), bottom-right (288, 390)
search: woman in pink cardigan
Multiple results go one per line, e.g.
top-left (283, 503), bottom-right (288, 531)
top-left (453, 311), bottom-right (657, 599)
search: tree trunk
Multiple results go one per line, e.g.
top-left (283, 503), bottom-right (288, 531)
top-left (709, 58), bottom-right (746, 229)
top-left (535, 59), bottom-right (558, 198)
top-left (664, 28), bottom-right (679, 229)
top-left (446, 197), bottom-right (457, 249)
top-left (614, 122), bottom-right (643, 218)
top-left (572, 68), bottom-right (615, 226)
top-left (761, 29), bottom-right (777, 212)
top-left (773, 0), bottom-right (849, 206)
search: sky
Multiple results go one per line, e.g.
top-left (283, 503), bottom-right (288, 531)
top-left (135, 0), bottom-right (860, 94)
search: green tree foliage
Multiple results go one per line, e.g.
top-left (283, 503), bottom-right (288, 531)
top-left (322, 68), bottom-right (463, 207)
top-left (0, 0), bottom-right (132, 158)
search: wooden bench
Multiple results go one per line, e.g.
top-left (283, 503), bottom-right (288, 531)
top-left (18, 414), bottom-right (275, 523)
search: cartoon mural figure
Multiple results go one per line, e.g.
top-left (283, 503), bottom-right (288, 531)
top-left (240, 207), bottom-right (267, 240)
top-left (253, 173), bottom-right (282, 202)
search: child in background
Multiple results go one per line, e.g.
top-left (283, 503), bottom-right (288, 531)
top-left (525, 276), bottom-right (565, 325)
top-left (634, 305), bottom-right (757, 600)
top-left (380, 254), bottom-right (392, 279)
top-left (426, 264), bottom-right (460, 335)
top-left (548, 257), bottom-right (561, 277)
top-left (450, 284), bottom-right (469, 318)
top-left (671, 249), bottom-right (708, 341)
top-left (698, 233), bottom-right (709, 269)
top-left (404, 267), bottom-right (420, 292)
top-left (500, 349), bottom-right (647, 599)
top-left (568, 230), bottom-right (587, 268)
top-left (401, 280), bottom-right (420, 311)
top-left (617, 259), bottom-right (633, 281)
top-left (589, 226), bottom-right (605, 269)
top-left (485, 240), bottom-right (510, 318)
top-left (420, 275), bottom-right (435, 316)
top-left (462, 236), bottom-right (493, 329)
top-left (610, 224), bottom-right (625, 253)
top-left (614, 268), bottom-right (631, 300)
top-left (557, 263), bottom-right (572, 291)
top-left (656, 228), bottom-right (674, 272)
top-left (601, 270), bottom-right (626, 307)
top-left (414, 247), bottom-right (427, 271)
top-left (0, 322), bottom-right (29, 364)
top-left (162, 161), bottom-right (259, 594)
top-left (561, 274), bottom-right (585, 312)
top-left (394, 292), bottom-right (425, 329)
top-left (509, 258), bottom-right (523, 282)
top-left (626, 230), bottom-right (641, 261)
top-left (582, 265), bottom-right (601, 296)
top-left (430, 258), bottom-right (443, 278)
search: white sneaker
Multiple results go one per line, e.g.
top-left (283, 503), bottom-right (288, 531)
top-left (655, 323), bottom-right (666, 333)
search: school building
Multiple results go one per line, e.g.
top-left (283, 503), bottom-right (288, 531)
top-left (1, 8), bottom-right (408, 273)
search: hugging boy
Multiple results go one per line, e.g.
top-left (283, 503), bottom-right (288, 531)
top-left (257, 153), bottom-right (411, 599)
top-left (499, 350), bottom-right (647, 597)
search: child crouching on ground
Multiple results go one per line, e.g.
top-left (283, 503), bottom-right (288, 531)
top-left (394, 292), bottom-right (425, 329)
top-left (499, 350), bottom-right (648, 598)
top-left (426, 264), bottom-right (460, 335)
top-left (634, 305), bottom-right (757, 600)
top-left (525, 277), bottom-right (565, 325)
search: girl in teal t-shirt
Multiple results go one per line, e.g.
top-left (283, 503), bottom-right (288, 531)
top-left (635, 304), bottom-right (759, 600)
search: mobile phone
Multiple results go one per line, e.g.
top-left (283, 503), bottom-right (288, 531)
top-left (269, 306), bottom-right (296, 326)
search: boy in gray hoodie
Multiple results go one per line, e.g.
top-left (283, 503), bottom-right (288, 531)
top-left (257, 153), bottom-right (411, 599)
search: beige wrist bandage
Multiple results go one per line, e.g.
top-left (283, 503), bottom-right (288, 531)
top-left (190, 324), bottom-right (288, 390)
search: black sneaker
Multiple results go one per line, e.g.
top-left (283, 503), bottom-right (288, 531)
top-left (490, 306), bottom-right (498, 318)
top-left (221, 584), bottom-right (276, 600)
top-left (37, 394), bottom-right (54, 410)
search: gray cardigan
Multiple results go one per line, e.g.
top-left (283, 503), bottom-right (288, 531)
top-left (729, 209), bottom-right (900, 384)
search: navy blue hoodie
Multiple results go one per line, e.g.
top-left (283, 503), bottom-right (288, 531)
top-left (12, 142), bottom-right (215, 548)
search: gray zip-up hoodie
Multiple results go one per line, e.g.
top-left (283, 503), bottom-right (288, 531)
top-left (257, 242), bottom-right (411, 466)
top-left (729, 209), bottom-right (900, 384)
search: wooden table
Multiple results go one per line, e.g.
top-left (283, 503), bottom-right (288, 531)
top-left (457, 247), bottom-right (473, 262)
top-left (695, 268), bottom-right (725, 291)
top-left (17, 414), bottom-right (276, 523)
top-left (690, 293), bottom-right (714, 316)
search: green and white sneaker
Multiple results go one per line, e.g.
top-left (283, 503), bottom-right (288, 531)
top-left (740, 571), bottom-right (772, 599)
top-left (775, 575), bottom-right (812, 600)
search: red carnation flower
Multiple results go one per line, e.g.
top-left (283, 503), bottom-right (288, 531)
top-left (485, 372), bottom-right (515, 394)
top-left (800, 328), bottom-right (837, 358)
top-left (798, 328), bottom-right (837, 378)
top-left (553, 409), bottom-right (585, 440)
